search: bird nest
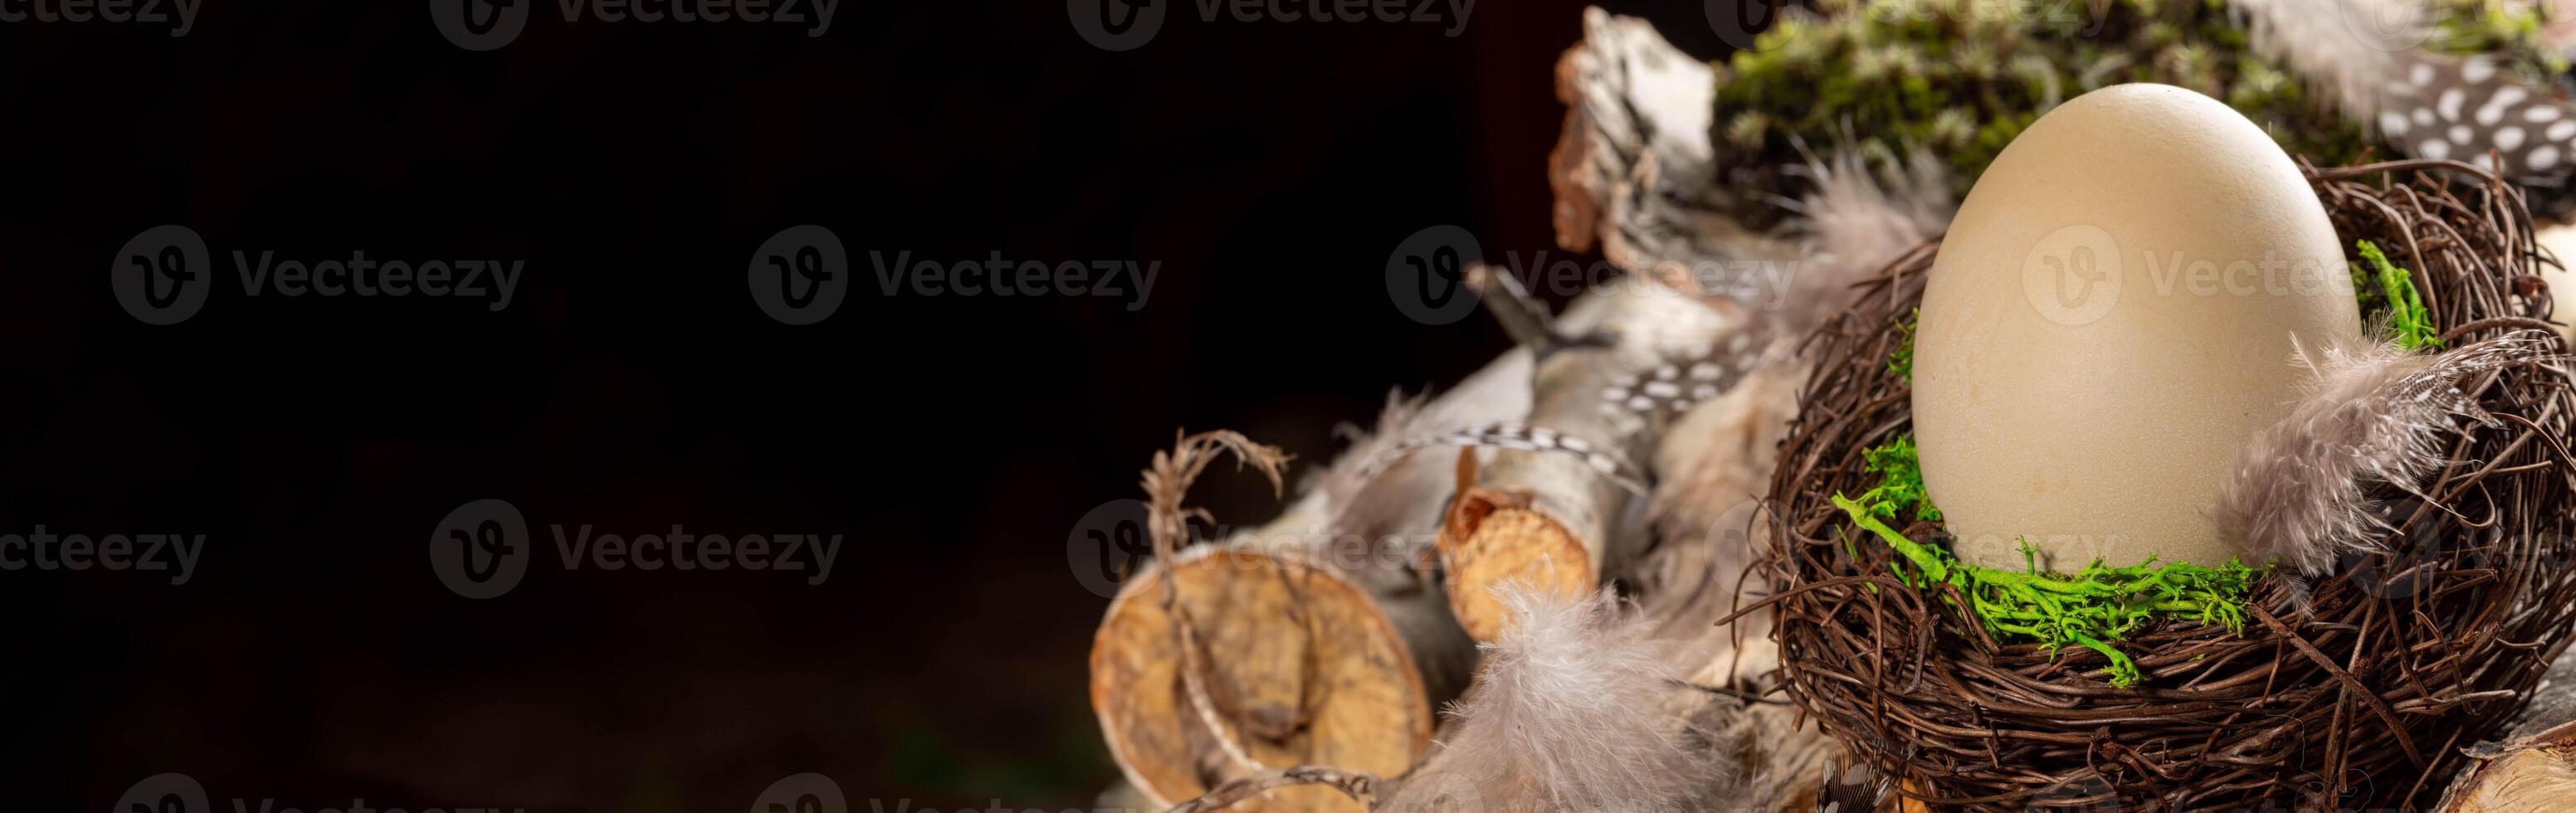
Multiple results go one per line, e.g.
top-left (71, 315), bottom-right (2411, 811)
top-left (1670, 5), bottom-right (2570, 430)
top-left (1759, 159), bottom-right (2576, 811)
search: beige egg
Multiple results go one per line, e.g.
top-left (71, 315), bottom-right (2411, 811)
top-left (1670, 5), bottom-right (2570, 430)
top-left (2536, 223), bottom-right (2576, 343)
top-left (1913, 84), bottom-right (2363, 572)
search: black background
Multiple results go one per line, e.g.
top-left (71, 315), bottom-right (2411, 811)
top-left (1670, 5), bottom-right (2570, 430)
top-left (7, 1), bottom-right (1744, 810)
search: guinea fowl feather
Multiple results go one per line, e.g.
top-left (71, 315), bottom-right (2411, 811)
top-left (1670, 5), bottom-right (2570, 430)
top-left (2217, 331), bottom-right (2552, 578)
top-left (2232, 0), bottom-right (2576, 178)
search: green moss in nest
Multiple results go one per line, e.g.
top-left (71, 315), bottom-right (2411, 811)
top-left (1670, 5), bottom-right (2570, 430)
top-left (1887, 310), bottom-right (1920, 383)
top-left (2354, 239), bottom-right (2441, 349)
top-left (1833, 432), bottom-right (2261, 688)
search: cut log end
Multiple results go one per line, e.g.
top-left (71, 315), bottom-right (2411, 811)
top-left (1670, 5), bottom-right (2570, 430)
top-left (1090, 548), bottom-right (1432, 812)
top-left (2438, 746), bottom-right (2576, 811)
top-left (1440, 500), bottom-right (1596, 643)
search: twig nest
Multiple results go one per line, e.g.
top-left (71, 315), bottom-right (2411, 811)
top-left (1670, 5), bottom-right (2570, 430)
top-left (1762, 159), bottom-right (2576, 811)
top-left (1090, 546), bottom-right (1434, 812)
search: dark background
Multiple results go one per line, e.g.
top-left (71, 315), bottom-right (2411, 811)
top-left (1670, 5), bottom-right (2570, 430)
top-left (6, 2), bottom-right (1745, 810)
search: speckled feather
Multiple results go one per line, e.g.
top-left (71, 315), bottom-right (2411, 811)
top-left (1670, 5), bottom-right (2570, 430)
top-left (2216, 331), bottom-right (2553, 579)
top-left (1597, 335), bottom-right (1767, 426)
top-left (1359, 421), bottom-right (1648, 496)
top-left (2234, 0), bottom-right (2576, 180)
top-left (2374, 55), bottom-right (2576, 178)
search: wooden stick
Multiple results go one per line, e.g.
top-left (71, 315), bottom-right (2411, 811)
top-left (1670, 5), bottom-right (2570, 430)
top-left (1549, 7), bottom-right (1793, 296)
top-left (1437, 280), bottom-right (1740, 641)
top-left (1094, 352), bottom-right (1534, 811)
top-left (1094, 547), bottom-right (1426, 812)
top-left (2435, 645), bottom-right (2576, 811)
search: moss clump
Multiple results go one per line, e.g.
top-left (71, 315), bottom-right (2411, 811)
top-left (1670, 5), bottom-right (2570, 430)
top-left (1711, 0), bottom-right (2559, 229)
top-left (1852, 433), bottom-right (1939, 523)
top-left (1887, 310), bottom-right (1920, 384)
top-left (2354, 239), bottom-right (2442, 349)
top-left (1835, 435), bottom-right (2259, 688)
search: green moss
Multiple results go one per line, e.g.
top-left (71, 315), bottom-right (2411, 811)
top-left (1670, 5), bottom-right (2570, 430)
top-left (1833, 435), bottom-right (2260, 688)
top-left (2430, 0), bottom-right (2567, 78)
top-left (2354, 239), bottom-right (2441, 349)
top-left (1888, 310), bottom-right (1920, 383)
top-left (1856, 434), bottom-right (1940, 523)
top-left (1709, 0), bottom-right (2553, 228)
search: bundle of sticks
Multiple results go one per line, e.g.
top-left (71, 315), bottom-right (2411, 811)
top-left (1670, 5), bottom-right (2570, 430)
top-left (1086, 8), bottom-right (2576, 811)
top-left (1086, 12), bottom-right (1881, 811)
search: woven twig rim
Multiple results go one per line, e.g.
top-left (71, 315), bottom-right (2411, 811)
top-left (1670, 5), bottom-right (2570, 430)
top-left (1759, 159), bottom-right (2576, 811)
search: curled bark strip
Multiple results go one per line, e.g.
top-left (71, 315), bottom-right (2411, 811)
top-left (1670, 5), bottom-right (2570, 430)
top-left (1144, 431), bottom-right (1292, 776)
top-left (1549, 7), bottom-right (1793, 298)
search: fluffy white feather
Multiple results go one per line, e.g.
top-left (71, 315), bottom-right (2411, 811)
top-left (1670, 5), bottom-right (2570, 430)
top-left (2230, 0), bottom-right (2425, 123)
top-left (2216, 331), bottom-right (2550, 577)
top-left (1313, 389), bottom-right (1442, 536)
top-left (1773, 146), bottom-right (1954, 338)
top-left (1379, 584), bottom-right (1743, 813)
